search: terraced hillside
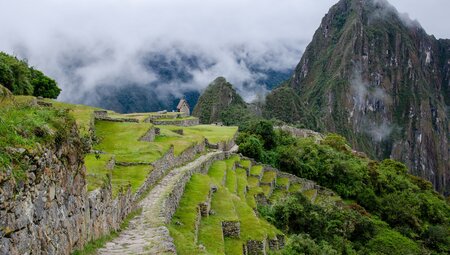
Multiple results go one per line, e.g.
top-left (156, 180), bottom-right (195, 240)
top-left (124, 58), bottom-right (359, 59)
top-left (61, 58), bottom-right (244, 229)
top-left (169, 155), bottom-right (340, 254)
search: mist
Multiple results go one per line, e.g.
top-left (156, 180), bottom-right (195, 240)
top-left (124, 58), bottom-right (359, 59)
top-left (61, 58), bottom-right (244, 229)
top-left (0, 0), bottom-right (449, 108)
top-left (0, 0), bottom-right (336, 105)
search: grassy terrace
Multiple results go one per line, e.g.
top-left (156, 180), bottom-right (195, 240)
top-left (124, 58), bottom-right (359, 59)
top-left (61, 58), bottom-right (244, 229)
top-left (261, 171), bottom-right (276, 184)
top-left (240, 160), bottom-right (251, 169)
top-left (170, 158), bottom-right (281, 254)
top-left (276, 177), bottom-right (289, 187)
top-left (0, 96), bottom-right (73, 173)
top-left (43, 99), bottom-right (100, 136)
top-left (250, 165), bottom-right (263, 176)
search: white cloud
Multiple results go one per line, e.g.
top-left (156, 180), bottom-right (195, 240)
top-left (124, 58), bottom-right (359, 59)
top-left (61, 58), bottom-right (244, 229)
top-left (0, 0), bottom-right (448, 104)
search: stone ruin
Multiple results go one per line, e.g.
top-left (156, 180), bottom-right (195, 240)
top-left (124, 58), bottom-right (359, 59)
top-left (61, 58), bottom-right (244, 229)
top-left (222, 221), bottom-right (241, 238)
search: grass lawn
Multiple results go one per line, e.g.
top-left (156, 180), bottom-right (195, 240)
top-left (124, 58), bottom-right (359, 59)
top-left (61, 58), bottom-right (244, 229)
top-left (250, 165), bottom-right (263, 176)
top-left (240, 160), bottom-right (251, 170)
top-left (111, 165), bottom-right (152, 196)
top-left (246, 186), bottom-right (263, 209)
top-left (208, 161), bottom-right (227, 185)
top-left (94, 121), bottom-right (164, 163)
top-left (288, 183), bottom-right (302, 193)
top-left (43, 99), bottom-right (100, 136)
top-left (198, 187), bottom-right (238, 254)
top-left (169, 174), bottom-right (211, 255)
top-left (247, 176), bottom-right (260, 188)
top-left (233, 195), bottom-right (280, 240)
top-left (261, 185), bottom-right (272, 197)
top-left (225, 168), bottom-right (237, 194)
top-left (236, 168), bottom-right (248, 200)
top-left (155, 126), bottom-right (204, 155)
top-left (184, 125), bottom-right (238, 144)
top-left (270, 189), bottom-right (288, 203)
top-left (276, 177), bottom-right (290, 187)
top-left (261, 171), bottom-right (277, 184)
top-left (224, 238), bottom-right (243, 255)
top-left (85, 153), bottom-right (152, 196)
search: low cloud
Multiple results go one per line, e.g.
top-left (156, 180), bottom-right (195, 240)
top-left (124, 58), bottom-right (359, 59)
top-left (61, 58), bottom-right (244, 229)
top-left (350, 62), bottom-right (393, 141)
top-left (0, 0), bottom-right (336, 105)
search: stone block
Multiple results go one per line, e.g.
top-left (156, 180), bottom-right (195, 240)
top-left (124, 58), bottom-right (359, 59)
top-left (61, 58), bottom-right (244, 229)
top-left (246, 240), bottom-right (266, 255)
top-left (222, 221), bottom-right (240, 238)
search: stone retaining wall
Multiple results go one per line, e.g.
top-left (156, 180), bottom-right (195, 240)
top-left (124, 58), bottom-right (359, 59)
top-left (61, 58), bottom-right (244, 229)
top-left (0, 124), bottom-right (230, 254)
top-left (150, 118), bottom-right (200, 127)
top-left (161, 152), bottom-right (225, 224)
top-left (222, 221), bottom-right (240, 238)
top-left (139, 127), bottom-right (157, 142)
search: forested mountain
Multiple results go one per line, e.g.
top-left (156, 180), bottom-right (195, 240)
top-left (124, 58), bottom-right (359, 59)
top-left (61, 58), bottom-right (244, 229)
top-left (265, 0), bottom-right (450, 194)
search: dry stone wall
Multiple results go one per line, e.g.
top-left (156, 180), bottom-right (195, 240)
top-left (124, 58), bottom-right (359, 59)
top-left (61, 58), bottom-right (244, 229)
top-left (0, 122), bottom-right (231, 254)
top-left (150, 118), bottom-right (200, 127)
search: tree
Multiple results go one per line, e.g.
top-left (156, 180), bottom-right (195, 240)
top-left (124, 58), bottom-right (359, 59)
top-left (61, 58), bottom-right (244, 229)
top-left (31, 69), bottom-right (61, 98)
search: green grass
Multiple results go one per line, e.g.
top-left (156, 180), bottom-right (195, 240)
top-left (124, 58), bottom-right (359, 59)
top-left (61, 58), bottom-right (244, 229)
top-left (111, 165), bottom-right (152, 196)
top-left (43, 99), bottom-right (100, 136)
top-left (240, 160), bottom-right (251, 169)
top-left (261, 171), bottom-right (277, 184)
top-left (302, 189), bottom-right (317, 201)
top-left (0, 100), bottom-right (72, 172)
top-left (84, 153), bottom-right (152, 196)
top-left (225, 168), bottom-right (237, 194)
top-left (233, 195), bottom-right (280, 240)
top-left (94, 121), bottom-right (165, 163)
top-left (247, 176), bottom-right (259, 188)
top-left (224, 238), bottom-right (243, 255)
top-left (71, 208), bottom-right (143, 255)
top-left (169, 174), bottom-right (212, 255)
top-left (250, 165), bottom-right (263, 176)
top-left (261, 185), bottom-right (272, 197)
top-left (276, 177), bottom-right (290, 188)
top-left (246, 186), bottom-right (263, 209)
top-left (208, 160), bottom-right (227, 185)
top-left (171, 160), bottom-right (282, 254)
top-left (198, 187), bottom-right (238, 254)
top-left (270, 189), bottom-right (288, 203)
top-left (184, 125), bottom-right (238, 144)
top-left (85, 153), bottom-right (112, 192)
top-left (236, 168), bottom-right (248, 200)
top-left (288, 183), bottom-right (302, 193)
top-left (155, 126), bottom-right (204, 155)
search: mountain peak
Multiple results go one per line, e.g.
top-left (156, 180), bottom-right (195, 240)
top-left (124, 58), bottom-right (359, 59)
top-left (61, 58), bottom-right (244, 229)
top-left (267, 0), bottom-right (450, 194)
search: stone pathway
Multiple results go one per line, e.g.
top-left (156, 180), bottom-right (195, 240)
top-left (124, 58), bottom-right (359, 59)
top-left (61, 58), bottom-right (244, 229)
top-left (97, 150), bottom-right (224, 255)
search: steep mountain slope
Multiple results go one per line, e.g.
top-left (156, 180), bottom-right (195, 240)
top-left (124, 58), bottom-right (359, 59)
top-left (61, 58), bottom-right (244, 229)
top-left (266, 0), bottom-right (450, 194)
top-left (193, 77), bottom-right (249, 124)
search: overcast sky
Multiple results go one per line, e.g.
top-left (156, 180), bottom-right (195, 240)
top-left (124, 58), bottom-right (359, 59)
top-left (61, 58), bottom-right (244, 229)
top-left (0, 0), bottom-right (448, 103)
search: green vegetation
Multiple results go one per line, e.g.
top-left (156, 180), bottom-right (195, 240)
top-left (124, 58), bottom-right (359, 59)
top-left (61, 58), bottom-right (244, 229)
top-left (71, 208), bottom-right (142, 255)
top-left (238, 120), bottom-right (450, 254)
top-left (250, 165), bottom-right (263, 176)
top-left (0, 99), bottom-right (73, 175)
top-left (261, 171), bottom-right (276, 184)
top-left (192, 77), bottom-right (249, 124)
top-left (170, 159), bottom-right (282, 254)
top-left (0, 52), bottom-right (61, 98)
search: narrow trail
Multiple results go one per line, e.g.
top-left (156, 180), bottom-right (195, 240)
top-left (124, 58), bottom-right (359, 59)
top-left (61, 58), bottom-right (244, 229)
top-left (97, 150), bottom-right (225, 255)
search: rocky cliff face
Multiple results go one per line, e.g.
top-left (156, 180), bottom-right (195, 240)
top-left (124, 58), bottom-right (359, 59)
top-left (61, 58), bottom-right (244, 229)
top-left (0, 125), bottom-right (88, 254)
top-left (267, 0), bottom-right (450, 194)
top-left (193, 77), bottom-right (248, 124)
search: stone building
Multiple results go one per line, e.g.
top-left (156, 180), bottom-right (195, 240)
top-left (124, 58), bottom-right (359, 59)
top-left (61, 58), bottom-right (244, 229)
top-left (177, 98), bottom-right (190, 117)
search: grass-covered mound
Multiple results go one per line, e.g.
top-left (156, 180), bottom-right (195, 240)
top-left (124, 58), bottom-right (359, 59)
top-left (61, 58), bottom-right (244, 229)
top-left (0, 96), bottom-right (74, 180)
